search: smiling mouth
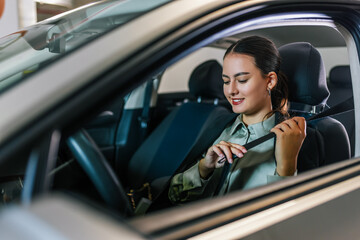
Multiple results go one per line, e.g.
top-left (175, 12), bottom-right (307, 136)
top-left (232, 98), bottom-right (244, 105)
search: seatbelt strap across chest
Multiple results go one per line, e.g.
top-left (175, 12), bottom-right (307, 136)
top-left (242, 96), bottom-right (354, 152)
top-left (214, 96), bottom-right (354, 195)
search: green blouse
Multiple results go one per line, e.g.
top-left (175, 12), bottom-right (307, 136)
top-left (169, 113), bottom-right (287, 204)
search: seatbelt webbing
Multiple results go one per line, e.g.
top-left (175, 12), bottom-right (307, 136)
top-left (242, 96), bottom-right (354, 153)
top-left (152, 96), bottom-right (355, 207)
top-left (214, 97), bottom-right (354, 195)
top-left (307, 96), bottom-right (354, 121)
top-left (139, 80), bottom-right (154, 141)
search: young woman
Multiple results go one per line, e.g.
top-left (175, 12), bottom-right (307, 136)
top-left (168, 36), bottom-right (306, 203)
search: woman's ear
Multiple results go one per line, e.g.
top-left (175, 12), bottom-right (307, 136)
top-left (267, 72), bottom-right (278, 90)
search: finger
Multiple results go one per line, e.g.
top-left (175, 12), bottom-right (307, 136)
top-left (270, 127), bottom-right (284, 136)
top-left (228, 142), bottom-right (247, 153)
top-left (229, 146), bottom-right (244, 158)
top-left (212, 145), bottom-right (225, 159)
top-left (274, 122), bottom-right (291, 132)
top-left (219, 141), bottom-right (236, 149)
top-left (284, 118), bottom-right (305, 134)
top-left (214, 142), bottom-right (233, 164)
top-left (292, 117), bottom-right (306, 131)
top-left (217, 157), bottom-right (226, 164)
top-left (283, 119), bottom-right (299, 129)
top-left (219, 140), bottom-right (231, 146)
top-left (218, 145), bottom-right (233, 163)
top-left (216, 141), bottom-right (232, 161)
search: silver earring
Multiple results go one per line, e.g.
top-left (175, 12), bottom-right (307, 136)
top-left (268, 88), bottom-right (271, 96)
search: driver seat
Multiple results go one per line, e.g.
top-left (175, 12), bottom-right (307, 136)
top-left (279, 42), bottom-right (351, 171)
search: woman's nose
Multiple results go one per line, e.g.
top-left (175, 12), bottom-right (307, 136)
top-left (228, 81), bottom-right (239, 95)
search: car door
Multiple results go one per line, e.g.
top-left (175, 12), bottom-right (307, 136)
top-left (0, 0), bottom-right (360, 239)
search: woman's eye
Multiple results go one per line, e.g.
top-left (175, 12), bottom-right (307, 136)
top-left (223, 81), bottom-right (230, 85)
top-left (237, 79), bottom-right (248, 83)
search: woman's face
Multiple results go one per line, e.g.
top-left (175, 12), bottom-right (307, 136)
top-left (222, 53), bottom-right (272, 120)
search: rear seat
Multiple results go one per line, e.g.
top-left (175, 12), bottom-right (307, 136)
top-left (327, 65), bottom-right (355, 156)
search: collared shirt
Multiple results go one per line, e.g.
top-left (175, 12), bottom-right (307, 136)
top-left (169, 113), bottom-right (286, 204)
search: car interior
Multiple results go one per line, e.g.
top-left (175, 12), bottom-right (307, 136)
top-left (0, 20), bottom-right (356, 221)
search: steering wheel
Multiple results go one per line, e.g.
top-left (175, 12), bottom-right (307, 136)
top-left (67, 129), bottom-right (133, 216)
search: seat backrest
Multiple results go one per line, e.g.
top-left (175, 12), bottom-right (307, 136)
top-left (328, 65), bottom-right (352, 106)
top-left (280, 42), bottom-right (329, 112)
top-left (126, 60), bottom-right (233, 188)
top-left (327, 65), bottom-right (355, 156)
top-left (188, 60), bottom-right (231, 108)
top-left (279, 42), bottom-right (351, 170)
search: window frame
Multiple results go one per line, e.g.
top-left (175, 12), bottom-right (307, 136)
top-left (1, 1), bottom-right (360, 238)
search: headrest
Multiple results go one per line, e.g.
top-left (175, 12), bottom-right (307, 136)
top-left (279, 42), bottom-right (329, 107)
top-left (329, 65), bottom-right (352, 87)
top-left (188, 60), bottom-right (225, 100)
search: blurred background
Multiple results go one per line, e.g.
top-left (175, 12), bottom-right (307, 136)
top-left (0, 0), bottom-right (101, 37)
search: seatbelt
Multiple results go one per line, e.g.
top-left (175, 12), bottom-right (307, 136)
top-left (242, 96), bottom-right (354, 152)
top-left (150, 96), bottom-right (354, 211)
top-left (138, 79), bottom-right (154, 142)
top-left (138, 72), bottom-right (163, 142)
top-left (214, 96), bottom-right (354, 195)
top-left (145, 109), bottom-right (237, 213)
top-left (137, 103), bottom-right (225, 186)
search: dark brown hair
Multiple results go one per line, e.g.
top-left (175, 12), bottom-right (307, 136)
top-left (224, 36), bottom-right (289, 120)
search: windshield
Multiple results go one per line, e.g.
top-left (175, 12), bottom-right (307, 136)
top-left (0, 0), bottom-right (170, 92)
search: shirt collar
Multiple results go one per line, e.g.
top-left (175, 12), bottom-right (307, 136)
top-left (229, 113), bottom-right (276, 136)
top-left (229, 115), bottom-right (245, 135)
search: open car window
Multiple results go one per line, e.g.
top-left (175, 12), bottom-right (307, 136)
top-left (0, 1), bottom-right (360, 239)
top-left (7, 19), bottom-right (355, 207)
top-left (40, 22), bottom-right (354, 218)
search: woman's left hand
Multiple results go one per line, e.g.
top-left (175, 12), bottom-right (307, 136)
top-left (270, 116), bottom-right (306, 176)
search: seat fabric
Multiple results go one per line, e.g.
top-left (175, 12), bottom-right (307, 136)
top-left (127, 60), bottom-right (233, 189)
top-left (327, 65), bottom-right (355, 156)
top-left (279, 42), bottom-right (351, 169)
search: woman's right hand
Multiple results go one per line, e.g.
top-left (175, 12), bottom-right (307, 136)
top-left (198, 141), bottom-right (247, 179)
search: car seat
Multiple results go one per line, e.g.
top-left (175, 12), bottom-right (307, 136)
top-left (126, 60), bottom-right (235, 190)
top-left (279, 42), bottom-right (351, 171)
top-left (327, 65), bottom-right (355, 156)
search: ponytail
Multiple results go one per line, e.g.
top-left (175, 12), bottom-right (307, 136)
top-left (266, 71), bottom-right (289, 121)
